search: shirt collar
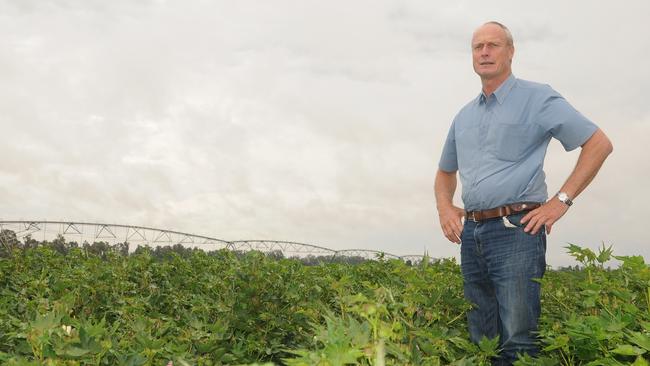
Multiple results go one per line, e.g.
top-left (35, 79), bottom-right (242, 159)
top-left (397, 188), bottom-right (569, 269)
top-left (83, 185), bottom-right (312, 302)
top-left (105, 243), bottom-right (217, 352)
top-left (478, 74), bottom-right (516, 105)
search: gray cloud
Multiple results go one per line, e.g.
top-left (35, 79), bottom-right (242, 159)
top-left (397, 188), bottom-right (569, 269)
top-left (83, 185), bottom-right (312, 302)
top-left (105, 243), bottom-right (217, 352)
top-left (0, 0), bottom-right (648, 266)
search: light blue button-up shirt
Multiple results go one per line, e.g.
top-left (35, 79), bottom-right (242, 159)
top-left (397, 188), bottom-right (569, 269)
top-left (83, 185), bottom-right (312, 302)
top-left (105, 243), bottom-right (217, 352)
top-left (439, 74), bottom-right (598, 211)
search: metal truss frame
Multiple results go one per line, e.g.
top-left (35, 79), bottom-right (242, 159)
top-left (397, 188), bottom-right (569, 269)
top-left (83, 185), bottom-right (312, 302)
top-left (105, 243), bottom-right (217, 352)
top-left (0, 220), bottom-right (431, 262)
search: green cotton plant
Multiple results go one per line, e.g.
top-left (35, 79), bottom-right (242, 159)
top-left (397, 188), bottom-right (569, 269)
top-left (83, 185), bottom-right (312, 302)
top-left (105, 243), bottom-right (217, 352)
top-left (25, 310), bottom-right (63, 361)
top-left (3, 239), bottom-right (650, 365)
top-left (284, 268), bottom-right (498, 365)
top-left (284, 311), bottom-right (369, 366)
top-left (342, 289), bottom-right (395, 365)
top-left (533, 244), bottom-right (650, 365)
top-left (284, 288), bottom-right (409, 366)
top-left (15, 308), bottom-right (120, 365)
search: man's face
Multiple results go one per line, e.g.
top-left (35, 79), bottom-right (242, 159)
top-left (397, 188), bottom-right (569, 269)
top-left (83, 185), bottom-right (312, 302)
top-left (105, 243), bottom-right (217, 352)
top-left (471, 24), bottom-right (514, 81)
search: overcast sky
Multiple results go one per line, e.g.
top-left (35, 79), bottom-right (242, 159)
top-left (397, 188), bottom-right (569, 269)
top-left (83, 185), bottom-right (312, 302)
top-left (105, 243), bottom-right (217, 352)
top-left (1, 0), bottom-right (648, 267)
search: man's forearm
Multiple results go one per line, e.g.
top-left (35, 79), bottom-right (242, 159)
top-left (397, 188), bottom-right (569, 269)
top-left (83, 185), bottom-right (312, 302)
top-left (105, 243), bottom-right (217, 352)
top-left (435, 168), bottom-right (465, 244)
top-left (434, 169), bottom-right (458, 210)
top-left (521, 128), bottom-right (612, 234)
top-left (558, 128), bottom-right (613, 200)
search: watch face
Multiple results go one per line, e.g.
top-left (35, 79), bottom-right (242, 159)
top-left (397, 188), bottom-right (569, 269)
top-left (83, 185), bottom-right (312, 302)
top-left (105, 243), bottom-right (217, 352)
top-left (557, 192), bottom-right (573, 206)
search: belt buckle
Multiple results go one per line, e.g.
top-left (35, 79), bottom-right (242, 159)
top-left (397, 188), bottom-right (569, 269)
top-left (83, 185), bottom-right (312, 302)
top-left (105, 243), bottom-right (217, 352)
top-left (467, 211), bottom-right (477, 222)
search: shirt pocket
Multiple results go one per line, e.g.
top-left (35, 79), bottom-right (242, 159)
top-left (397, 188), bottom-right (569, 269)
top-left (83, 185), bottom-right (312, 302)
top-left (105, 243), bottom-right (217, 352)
top-left (487, 122), bottom-right (536, 162)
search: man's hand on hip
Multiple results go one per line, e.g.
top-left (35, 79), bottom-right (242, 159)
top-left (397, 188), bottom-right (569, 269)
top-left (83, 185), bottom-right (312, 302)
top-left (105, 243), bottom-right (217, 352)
top-left (438, 205), bottom-right (465, 244)
top-left (520, 198), bottom-right (569, 235)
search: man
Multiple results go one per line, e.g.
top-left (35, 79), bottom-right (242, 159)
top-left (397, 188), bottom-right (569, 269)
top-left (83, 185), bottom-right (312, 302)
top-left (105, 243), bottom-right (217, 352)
top-left (434, 22), bottom-right (613, 364)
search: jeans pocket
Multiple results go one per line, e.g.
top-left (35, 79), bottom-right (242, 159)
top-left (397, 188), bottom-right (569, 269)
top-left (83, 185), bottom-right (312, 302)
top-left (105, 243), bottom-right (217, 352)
top-left (502, 216), bottom-right (517, 228)
top-left (503, 212), bottom-right (527, 228)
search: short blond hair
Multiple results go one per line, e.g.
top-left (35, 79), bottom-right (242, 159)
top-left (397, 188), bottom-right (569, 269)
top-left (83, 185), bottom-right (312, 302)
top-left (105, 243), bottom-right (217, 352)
top-left (484, 21), bottom-right (514, 46)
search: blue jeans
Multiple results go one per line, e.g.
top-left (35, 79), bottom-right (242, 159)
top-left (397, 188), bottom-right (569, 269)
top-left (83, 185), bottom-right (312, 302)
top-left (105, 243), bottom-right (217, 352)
top-left (460, 212), bottom-right (546, 365)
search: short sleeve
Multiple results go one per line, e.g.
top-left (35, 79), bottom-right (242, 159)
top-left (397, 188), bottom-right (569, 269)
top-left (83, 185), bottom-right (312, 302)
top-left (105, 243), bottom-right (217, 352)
top-left (535, 87), bottom-right (598, 151)
top-left (438, 120), bottom-right (458, 172)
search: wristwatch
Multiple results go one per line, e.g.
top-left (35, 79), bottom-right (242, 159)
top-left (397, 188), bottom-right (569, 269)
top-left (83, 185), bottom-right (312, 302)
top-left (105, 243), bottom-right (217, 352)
top-left (557, 192), bottom-right (573, 206)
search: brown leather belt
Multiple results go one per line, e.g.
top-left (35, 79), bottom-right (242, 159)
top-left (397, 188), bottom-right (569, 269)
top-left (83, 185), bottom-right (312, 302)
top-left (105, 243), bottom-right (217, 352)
top-left (465, 202), bottom-right (541, 222)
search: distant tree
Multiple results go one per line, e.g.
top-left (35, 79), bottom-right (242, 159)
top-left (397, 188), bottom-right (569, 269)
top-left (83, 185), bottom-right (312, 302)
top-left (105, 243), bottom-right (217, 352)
top-left (330, 255), bottom-right (367, 265)
top-left (114, 242), bottom-right (129, 256)
top-left (47, 234), bottom-right (69, 255)
top-left (23, 234), bottom-right (40, 249)
top-left (265, 250), bottom-right (285, 260)
top-left (83, 241), bottom-right (111, 259)
top-left (133, 245), bottom-right (152, 256)
top-left (150, 243), bottom-right (199, 260)
top-left (0, 229), bottom-right (20, 257)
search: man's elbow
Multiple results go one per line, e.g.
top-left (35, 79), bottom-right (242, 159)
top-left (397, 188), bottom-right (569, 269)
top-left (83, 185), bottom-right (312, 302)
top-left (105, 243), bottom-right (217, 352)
top-left (604, 138), bottom-right (613, 156)
top-left (585, 128), bottom-right (613, 157)
top-left (599, 130), bottom-right (614, 157)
